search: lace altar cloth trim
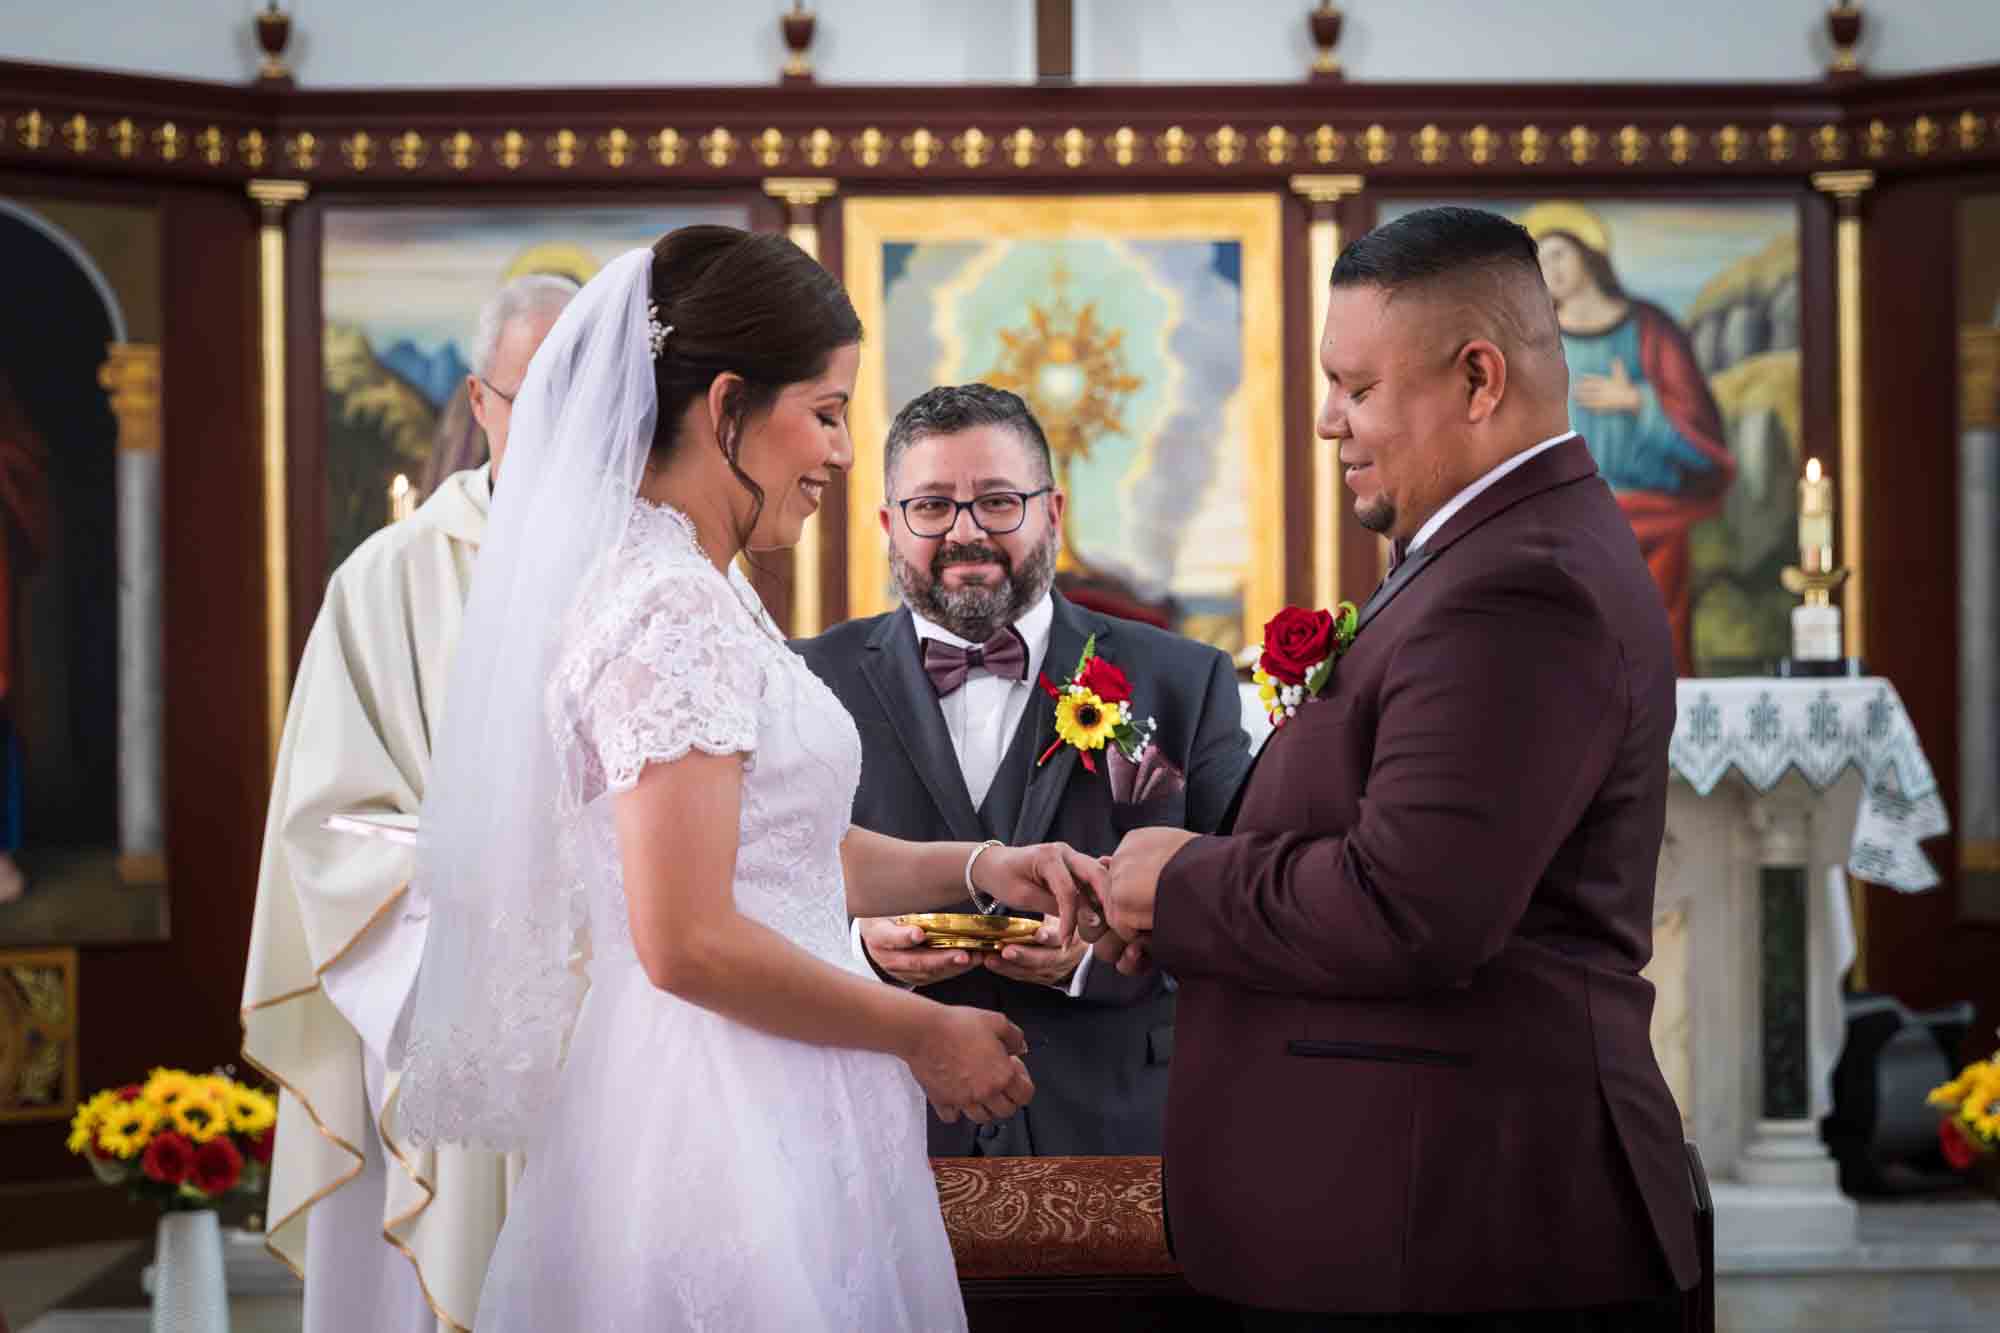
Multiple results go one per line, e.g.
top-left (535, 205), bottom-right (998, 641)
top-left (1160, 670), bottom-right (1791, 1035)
top-left (1669, 677), bottom-right (1950, 892)
top-left (932, 1156), bottom-right (1178, 1279)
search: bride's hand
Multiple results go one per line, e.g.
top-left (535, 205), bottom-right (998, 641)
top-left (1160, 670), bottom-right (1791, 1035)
top-left (903, 1004), bottom-right (1034, 1125)
top-left (971, 842), bottom-right (1105, 946)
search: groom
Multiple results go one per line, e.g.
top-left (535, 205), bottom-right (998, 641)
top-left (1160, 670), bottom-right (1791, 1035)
top-left (797, 383), bottom-right (1249, 1157)
top-left (1096, 208), bottom-right (1696, 1328)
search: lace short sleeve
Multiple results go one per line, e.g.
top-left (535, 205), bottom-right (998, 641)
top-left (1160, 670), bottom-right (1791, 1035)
top-left (560, 563), bottom-right (765, 798)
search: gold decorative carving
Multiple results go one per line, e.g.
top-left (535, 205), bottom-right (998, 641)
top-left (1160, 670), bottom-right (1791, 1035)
top-left (1362, 124), bottom-right (1394, 165)
top-left (1057, 128), bottom-right (1093, 168)
top-left (803, 127), bottom-right (837, 168)
top-left (1258, 126), bottom-right (1295, 166)
top-left (15, 110), bottom-right (51, 150)
top-left (1207, 125), bottom-right (1245, 166)
top-left (154, 122), bottom-right (184, 162)
top-left (60, 114), bottom-right (94, 154)
top-left (341, 131), bottom-right (374, 171)
top-left (953, 128), bottom-right (992, 167)
top-left (110, 119), bottom-right (140, 158)
top-left (238, 128), bottom-right (267, 168)
top-left (762, 176), bottom-right (837, 210)
top-left (700, 128), bottom-right (738, 168)
top-left (902, 128), bottom-right (942, 167)
top-left (445, 130), bottom-right (479, 170)
top-left (0, 948), bottom-right (79, 1124)
top-left (594, 129), bottom-right (629, 168)
top-left (1864, 119), bottom-right (1890, 158)
top-left (1764, 124), bottom-right (1794, 163)
top-left (197, 126), bottom-right (226, 166)
top-left (851, 127), bottom-right (887, 167)
top-left (1958, 111), bottom-right (1988, 152)
top-left (392, 130), bottom-right (427, 170)
top-left (753, 128), bottom-right (789, 168)
top-left (548, 129), bottom-right (580, 168)
top-left (1563, 124), bottom-right (1598, 165)
top-left (1908, 115), bottom-right (1939, 155)
top-left (1713, 125), bottom-right (1746, 163)
top-left (1289, 172), bottom-right (1365, 207)
top-left (1813, 125), bottom-right (1848, 162)
top-left (495, 130), bottom-right (528, 170)
top-left (1616, 125), bottom-right (1648, 165)
top-left (97, 343), bottom-right (162, 455)
top-left (1665, 125), bottom-right (1695, 165)
top-left (1106, 127), bottom-right (1141, 166)
top-left (647, 129), bottom-right (684, 167)
top-left (1415, 124), bottom-right (1447, 165)
top-left (1515, 125), bottom-right (1547, 166)
top-left (1156, 126), bottom-right (1195, 165)
top-left (1309, 125), bottom-right (1345, 164)
top-left (1002, 128), bottom-right (1041, 168)
top-left (1461, 125), bottom-right (1497, 165)
top-left (285, 131), bottom-right (319, 170)
top-left (1962, 326), bottom-right (2000, 430)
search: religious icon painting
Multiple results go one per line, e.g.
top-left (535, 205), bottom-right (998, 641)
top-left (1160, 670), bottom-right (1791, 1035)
top-left (318, 202), bottom-right (753, 585)
top-left (0, 195), bottom-right (167, 945)
top-left (1382, 197), bottom-right (1805, 678)
top-left (842, 194), bottom-right (1286, 655)
top-left (0, 947), bottom-right (79, 1123)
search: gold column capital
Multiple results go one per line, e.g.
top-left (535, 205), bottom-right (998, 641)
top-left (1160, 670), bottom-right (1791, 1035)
top-left (247, 178), bottom-right (310, 221)
top-left (1963, 326), bottom-right (2000, 430)
top-left (97, 343), bottom-right (163, 455)
top-left (762, 176), bottom-right (838, 210)
top-left (1810, 168), bottom-right (1875, 200)
top-left (1288, 173), bottom-right (1366, 207)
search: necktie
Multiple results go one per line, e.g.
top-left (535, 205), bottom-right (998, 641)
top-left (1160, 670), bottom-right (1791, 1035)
top-left (921, 627), bottom-right (1029, 697)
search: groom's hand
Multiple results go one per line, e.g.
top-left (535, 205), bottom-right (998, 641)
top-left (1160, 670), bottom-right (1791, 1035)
top-left (1104, 826), bottom-right (1196, 938)
top-left (860, 917), bottom-right (978, 987)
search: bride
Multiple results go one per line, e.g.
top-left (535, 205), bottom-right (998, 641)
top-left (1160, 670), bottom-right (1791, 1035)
top-left (394, 227), bottom-right (1100, 1330)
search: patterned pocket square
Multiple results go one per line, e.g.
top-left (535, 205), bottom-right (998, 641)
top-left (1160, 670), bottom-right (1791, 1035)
top-left (1106, 745), bottom-right (1186, 805)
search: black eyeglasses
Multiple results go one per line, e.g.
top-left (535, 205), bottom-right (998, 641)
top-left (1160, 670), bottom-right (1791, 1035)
top-left (893, 487), bottom-right (1053, 538)
top-left (478, 377), bottom-right (518, 405)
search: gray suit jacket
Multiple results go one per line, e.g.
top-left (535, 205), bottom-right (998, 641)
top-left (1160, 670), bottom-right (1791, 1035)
top-left (795, 592), bottom-right (1250, 1156)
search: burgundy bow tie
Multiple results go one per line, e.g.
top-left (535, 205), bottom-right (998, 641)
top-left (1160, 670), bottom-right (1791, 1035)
top-left (921, 628), bottom-right (1029, 697)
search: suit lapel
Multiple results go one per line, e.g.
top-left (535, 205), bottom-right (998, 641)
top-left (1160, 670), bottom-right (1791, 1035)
top-left (1352, 546), bottom-right (1438, 638)
top-left (858, 610), bottom-right (986, 842)
top-left (1010, 594), bottom-right (1099, 848)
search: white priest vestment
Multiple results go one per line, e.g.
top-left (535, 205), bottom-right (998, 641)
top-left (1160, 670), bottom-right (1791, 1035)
top-left (242, 465), bottom-right (514, 1333)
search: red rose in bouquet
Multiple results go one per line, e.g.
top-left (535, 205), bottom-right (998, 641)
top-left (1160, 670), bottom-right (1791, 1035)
top-left (1941, 1116), bottom-right (1980, 1171)
top-left (142, 1131), bottom-right (195, 1186)
top-left (191, 1137), bottom-right (244, 1196)
top-left (247, 1127), bottom-right (275, 1165)
top-left (1075, 655), bottom-right (1132, 704)
top-left (1259, 607), bottom-right (1339, 686)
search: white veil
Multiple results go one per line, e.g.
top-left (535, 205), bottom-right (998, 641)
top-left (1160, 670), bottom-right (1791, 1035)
top-left (396, 248), bottom-right (659, 1151)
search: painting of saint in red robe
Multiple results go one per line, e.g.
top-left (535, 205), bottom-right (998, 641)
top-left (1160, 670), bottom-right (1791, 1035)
top-left (1525, 203), bottom-right (1735, 676)
top-left (0, 372), bottom-right (49, 903)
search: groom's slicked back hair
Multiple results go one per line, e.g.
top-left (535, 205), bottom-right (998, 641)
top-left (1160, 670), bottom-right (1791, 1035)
top-left (1331, 206), bottom-right (1563, 362)
top-left (884, 383), bottom-right (1055, 493)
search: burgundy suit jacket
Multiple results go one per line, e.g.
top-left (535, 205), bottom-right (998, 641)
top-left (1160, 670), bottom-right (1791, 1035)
top-left (1152, 437), bottom-right (1697, 1315)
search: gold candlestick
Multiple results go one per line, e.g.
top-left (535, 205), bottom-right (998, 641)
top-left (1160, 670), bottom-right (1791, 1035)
top-left (1781, 456), bottom-right (1848, 662)
top-left (388, 473), bottom-right (416, 524)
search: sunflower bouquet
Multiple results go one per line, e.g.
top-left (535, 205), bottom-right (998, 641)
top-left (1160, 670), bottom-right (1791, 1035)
top-left (1036, 635), bottom-right (1154, 774)
top-left (1927, 1050), bottom-right (2000, 1189)
top-left (66, 1068), bottom-right (278, 1212)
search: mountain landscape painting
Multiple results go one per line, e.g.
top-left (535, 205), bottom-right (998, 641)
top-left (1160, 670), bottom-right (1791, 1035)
top-left (319, 203), bottom-right (751, 584)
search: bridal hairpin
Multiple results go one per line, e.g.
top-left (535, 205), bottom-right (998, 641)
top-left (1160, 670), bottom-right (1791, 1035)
top-left (647, 301), bottom-right (674, 359)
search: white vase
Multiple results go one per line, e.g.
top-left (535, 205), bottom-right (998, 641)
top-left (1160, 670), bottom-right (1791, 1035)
top-left (151, 1209), bottom-right (228, 1333)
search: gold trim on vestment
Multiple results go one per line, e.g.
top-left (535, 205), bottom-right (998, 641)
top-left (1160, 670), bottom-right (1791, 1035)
top-left (376, 1083), bottom-right (471, 1333)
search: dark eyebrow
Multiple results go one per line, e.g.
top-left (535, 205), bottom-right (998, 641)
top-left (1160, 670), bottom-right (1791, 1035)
top-left (814, 390), bottom-right (851, 406)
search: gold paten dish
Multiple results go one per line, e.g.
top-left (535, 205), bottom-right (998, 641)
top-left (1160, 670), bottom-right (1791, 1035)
top-left (895, 913), bottom-right (1042, 952)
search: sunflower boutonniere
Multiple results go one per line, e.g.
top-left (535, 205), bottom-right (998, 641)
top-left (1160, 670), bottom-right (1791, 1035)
top-left (1253, 602), bottom-right (1360, 729)
top-left (1036, 635), bottom-right (1155, 774)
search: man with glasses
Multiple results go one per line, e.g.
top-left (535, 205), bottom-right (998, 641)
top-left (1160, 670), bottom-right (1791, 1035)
top-left (796, 382), bottom-right (1250, 1157)
top-left (243, 274), bottom-right (572, 1332)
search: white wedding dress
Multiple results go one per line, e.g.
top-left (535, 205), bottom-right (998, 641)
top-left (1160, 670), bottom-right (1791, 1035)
top-left (473, 498), bottom-right (967, 1331)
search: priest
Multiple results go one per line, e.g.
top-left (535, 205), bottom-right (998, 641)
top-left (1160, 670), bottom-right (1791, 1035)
top-left (240, 273), bottom-right (573, 1333)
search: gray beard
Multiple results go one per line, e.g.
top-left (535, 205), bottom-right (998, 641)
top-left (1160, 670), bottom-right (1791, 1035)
top-left (891, 532), bottom-right (1058, 643)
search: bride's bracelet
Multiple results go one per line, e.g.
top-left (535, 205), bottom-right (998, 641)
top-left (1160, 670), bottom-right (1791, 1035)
top-left (964, 839), bottom-right (1004, 915)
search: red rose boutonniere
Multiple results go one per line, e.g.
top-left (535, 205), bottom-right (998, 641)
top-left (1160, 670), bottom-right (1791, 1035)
top-left (1036, 635), bottom-right (1156, 774)
top-left (1253, 602), bottom-right (1359, 729)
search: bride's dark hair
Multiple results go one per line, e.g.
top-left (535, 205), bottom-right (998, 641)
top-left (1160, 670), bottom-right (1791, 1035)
top-left (648, 225), bottom-right (862, 538)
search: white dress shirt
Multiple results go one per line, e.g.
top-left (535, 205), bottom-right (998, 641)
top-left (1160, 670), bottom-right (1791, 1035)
top-left (1406, 430), bottom-right (1577, 554)
top-left (851, 593), bottom-right (1094, 996)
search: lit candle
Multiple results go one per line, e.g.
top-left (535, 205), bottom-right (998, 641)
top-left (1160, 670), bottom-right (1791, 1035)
top-left (1798, 457), bottom-right (1834, 573)
top-left (388, 473), bottom-right (415, 523)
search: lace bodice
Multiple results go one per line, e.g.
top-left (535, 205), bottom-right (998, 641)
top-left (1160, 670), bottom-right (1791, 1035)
top-left (547, 500), bottom-right (864, 973)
